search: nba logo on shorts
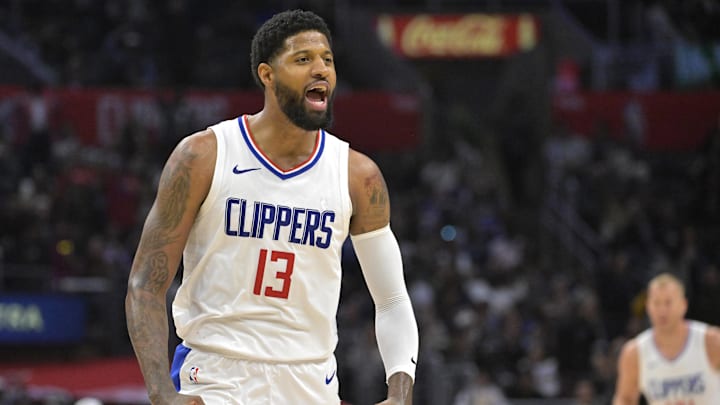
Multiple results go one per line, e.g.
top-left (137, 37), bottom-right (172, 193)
top-left (188, 366), bottom-right (200, 384)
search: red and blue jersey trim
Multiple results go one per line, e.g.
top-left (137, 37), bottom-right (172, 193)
top-left (238, 115), bottom-right (325, 180)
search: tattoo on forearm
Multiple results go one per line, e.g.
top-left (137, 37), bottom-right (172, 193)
top-left (127, 292), bottom-right (165, 344)
top-left (143, 223), bottom-right (177, 250)
top-left (139, 252), bottom-right (170, 294)
top-left (126, 291), bottom-right (171, 396)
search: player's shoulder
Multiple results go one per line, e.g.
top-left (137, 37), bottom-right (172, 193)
top-left (177, 128), bottom-right (217, 157)
top-left (687, 320), bottom-right (719, 342)
top-left (620, 336), bottom-right (640, 357)
top-left (162, 127), bottom-right (218, 184)
top-left (704, 324), bottom-right (720, 366)
top-left (614, 336), bottom-right (640, 377)
top-left (348, 148), bottom-right (382, 178)
top-left (616, 335), bottom-right (641, 366)
top-left (705, 324), bottom-right (720, 338)
top-left (706, 325), bottom-right (720, 346)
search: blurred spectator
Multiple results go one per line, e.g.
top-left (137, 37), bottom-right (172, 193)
top-left (20, 84), bottom-right (52, 172)
top-left (595, 250), bottom-right (640, 340)
top-left (691, 115), bottom-right (720, 222)
top-left (571, 378), bottom-right (601, 405)
top-left (453, 368), bottom-right (510, 405)
top-left (523, 339), bottom-right (561, 398)
top-left (553, 286), bottom-right (605, 390)
top-left (688, 263), bottom-right (720, 325)
top-left (74, 398), bottom-right (103, 405)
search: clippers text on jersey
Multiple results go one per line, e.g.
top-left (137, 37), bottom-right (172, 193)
top-left (224, 198), bottom-right (335, 249)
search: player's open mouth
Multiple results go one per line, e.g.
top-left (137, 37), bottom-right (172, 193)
top-left (305, 84), bottom-right (328, 111)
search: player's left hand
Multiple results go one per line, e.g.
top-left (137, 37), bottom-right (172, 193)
top-left (379, 372), bottom-right (413, 405)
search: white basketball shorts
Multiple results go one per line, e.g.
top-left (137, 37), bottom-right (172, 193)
top-left (170, 344), bottom-right (341, 404)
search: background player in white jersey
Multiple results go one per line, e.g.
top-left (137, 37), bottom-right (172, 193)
top-left (125, 9), bottom-right (419, 405)
top-left (612, 272), bottom-right (720, 405)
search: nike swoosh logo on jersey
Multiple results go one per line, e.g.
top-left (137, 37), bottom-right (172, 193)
top-left (325, 369), bottom-right (336, 385)
top-left (232, 166), bottom-right (261, 174)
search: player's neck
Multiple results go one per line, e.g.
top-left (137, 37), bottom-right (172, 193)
top-left (252, 108), bottom-right (316, 135)
top-left (246, 111), bottom-right (319, 168)
top-left (653, 320), bottom-right (688, 345)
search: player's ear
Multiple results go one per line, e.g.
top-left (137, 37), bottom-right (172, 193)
top-left (258, 63), bottom-right (273, 88)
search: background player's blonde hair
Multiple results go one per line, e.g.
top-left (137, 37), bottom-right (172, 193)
top-left (647, 272), bottom-right (686, 297)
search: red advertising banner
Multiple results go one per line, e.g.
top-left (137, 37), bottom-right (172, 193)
top-left (553, 91), bottom-right (720, 151)
top-left (0, 87), bottom-right (422, 151)
top-left (375, 13), bottom-right (540, 58)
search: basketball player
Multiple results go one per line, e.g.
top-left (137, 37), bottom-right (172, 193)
top-left (612, 272), bottom-right (720, 405)
top-left (125, 9), bottom-right (418, 405)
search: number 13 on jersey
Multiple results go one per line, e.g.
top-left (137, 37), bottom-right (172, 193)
top-left (253, 249), bottom-right (295, 299)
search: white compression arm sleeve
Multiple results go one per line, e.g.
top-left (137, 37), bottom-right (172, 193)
top-left (351, 225), bottom-right (419, 382)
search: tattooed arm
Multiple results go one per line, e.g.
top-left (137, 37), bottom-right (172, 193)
top-left (348, 149), bottom-right (418, 405)
top-left (126, 130), bottom-right (216, 405)
top-left (348, 149), bottom-right (391, 235)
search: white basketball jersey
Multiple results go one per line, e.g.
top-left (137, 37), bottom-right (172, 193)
top-left (638, 321), bottom-right (720, 405)
top-left (173, 115), bottom-right (352, 362)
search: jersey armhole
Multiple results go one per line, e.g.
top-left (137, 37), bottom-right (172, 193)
top-left (195, 125), bottom-right (225, 221)
top-left (338, 139), bottom-right (352, 233)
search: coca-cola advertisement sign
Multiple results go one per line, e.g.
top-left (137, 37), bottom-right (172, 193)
top-left (375, 13), bottom-right (540, 58)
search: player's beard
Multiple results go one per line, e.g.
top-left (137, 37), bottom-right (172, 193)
top-left (275, 80), bottom-right (333, 131)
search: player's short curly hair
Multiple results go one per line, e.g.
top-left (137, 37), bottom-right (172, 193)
top-left (250, 9), bottom-right (332, 89)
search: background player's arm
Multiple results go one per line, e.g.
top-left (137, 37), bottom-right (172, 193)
top-left (348, 149), bottom-right (416, 405)
top-left (612, 339), bottom-right (641, 405)
top-left (706, 325), bottom-right (720, 370)
top-left (126, 130), bottom-right (215, 404)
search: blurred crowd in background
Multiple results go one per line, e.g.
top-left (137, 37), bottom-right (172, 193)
top-left (1, 1), bottom-right (720, 404)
